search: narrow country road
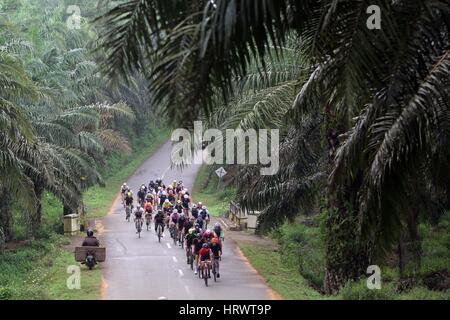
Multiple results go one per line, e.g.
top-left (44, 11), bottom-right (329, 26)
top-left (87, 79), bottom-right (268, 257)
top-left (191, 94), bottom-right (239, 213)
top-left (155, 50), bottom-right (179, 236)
top-left (100, 140), bottom-right (273, 300)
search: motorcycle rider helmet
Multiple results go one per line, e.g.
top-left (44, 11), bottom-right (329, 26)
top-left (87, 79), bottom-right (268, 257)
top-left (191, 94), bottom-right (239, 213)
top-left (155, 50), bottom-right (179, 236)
top-left (87, 229), bottom-right (94, 237)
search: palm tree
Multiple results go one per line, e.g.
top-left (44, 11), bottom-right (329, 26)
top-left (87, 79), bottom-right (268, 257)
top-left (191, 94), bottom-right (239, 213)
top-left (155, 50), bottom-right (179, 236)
top-left (97, 0), bottom-right (450, 293)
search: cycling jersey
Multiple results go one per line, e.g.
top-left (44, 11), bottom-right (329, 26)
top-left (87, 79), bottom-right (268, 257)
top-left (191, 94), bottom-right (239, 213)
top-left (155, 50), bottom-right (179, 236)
top-left (134, 209), bottom-right (144, 219)
top-left (210, 243), bottom-right (221, 257)
top-left (144, 202), bottom-right (153, 213)
top-left (124, 196), bottom-right (133, 206)
top-left (170, 212), bottom-right (179, 223)
top-left (199, 247), bottom-right (211, 261)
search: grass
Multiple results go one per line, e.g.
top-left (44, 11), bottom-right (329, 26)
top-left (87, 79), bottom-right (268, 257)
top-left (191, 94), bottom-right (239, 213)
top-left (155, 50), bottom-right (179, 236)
top-left (46, 250), bottom-right (102, 300)
top-left (192, 165), bottom-right (236, 217)
top-left (238, 243), bottom-right (328, 300)
top-left (83, 128), bottom-right (170, 220)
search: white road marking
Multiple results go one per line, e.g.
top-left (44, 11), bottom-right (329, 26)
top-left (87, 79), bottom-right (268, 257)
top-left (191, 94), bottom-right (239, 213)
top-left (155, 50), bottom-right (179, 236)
top-left (160, 165), bottom-right (172, 179)
top-left (178, 269), bottom-right (184, 277)
top-left (166, 243), bottom-right (171, 249)
top-left (172, 256), bottom-right (178, 263)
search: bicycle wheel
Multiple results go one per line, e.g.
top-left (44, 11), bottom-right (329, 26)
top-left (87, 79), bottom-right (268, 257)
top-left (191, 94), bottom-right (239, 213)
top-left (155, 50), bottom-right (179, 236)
top-left (190, 254), bottom-right (194, 270)
top-left (204, 267), bottom-right (208, 286)
top-left (212, 261), bottom-right (217, 282)
top-left (158, 226), bottom-right (162, 243)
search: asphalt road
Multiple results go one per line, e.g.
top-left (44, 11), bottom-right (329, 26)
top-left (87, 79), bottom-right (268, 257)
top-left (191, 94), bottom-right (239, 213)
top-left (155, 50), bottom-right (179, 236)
top-left (100, 140), bottom-right (273, 300)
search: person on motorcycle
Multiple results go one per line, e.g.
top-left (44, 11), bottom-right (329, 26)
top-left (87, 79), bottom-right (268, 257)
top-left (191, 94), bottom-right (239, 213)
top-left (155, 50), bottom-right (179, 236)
top-left (134, 204), bottom-right (144, 233)
top-left (154, 210), bottom-right (165, 233)
top-left (82, 229), bottom-right (99, 247)
top-left (199, 243), bottom-right (212, 278)
top-left (210, 237), bottom-right (222, 278)
top-left (137, 186), bottom-right (146, 205)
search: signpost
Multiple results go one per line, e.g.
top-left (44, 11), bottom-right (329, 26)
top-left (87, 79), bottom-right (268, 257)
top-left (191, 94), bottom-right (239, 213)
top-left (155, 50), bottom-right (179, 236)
top-left (215, 166), bottom-right (227, 191)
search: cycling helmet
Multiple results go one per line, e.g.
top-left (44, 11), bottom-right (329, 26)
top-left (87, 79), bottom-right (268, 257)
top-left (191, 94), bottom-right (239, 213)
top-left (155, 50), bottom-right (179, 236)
top-left (203, 206), bottom-right (207, 210)
top-left (211, 237), bottom-right (218, 245)
top-left (141, 185), bottom-right (145, 190)
top-left (173, 209), bottom-right (178, 214)
top-left (162, 191), bottom-right (167, 196)
top-left (122, 182), bottom-right (127, 186)
top-left (127, 191), bottom-right (132, 197)
top-left (205, 230), bottom-right (211, 236)
top-left (214, 222), bottom-right (221, 228)
top-left (202, 243), bottom-right (209, 249)
top-left (87, 229), bottom-right (94, 237)
top-left (165, 199), bottom-right (170, 203)
top-left (192, 204), bottom-right (197, 208)
top-left (136, 204), bottom-right (141, 210)
top-left (198, 202), bottom-right (202, 206)
top-left (177, 200), bottom-right (182, 204)
top-left (184, 194), bottom-right (189, 199)
top-left (188, 228), bottom-right (194, 235)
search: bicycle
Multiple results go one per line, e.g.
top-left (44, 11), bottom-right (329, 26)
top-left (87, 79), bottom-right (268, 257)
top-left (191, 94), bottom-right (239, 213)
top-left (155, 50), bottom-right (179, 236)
top-left (212, 256), bottom-right (220, 282)
top-left (201, 260), bottom-right (211, 287)
top-left (125, 204), bottom-right (132, 222)
top-left (156, 223), bottom-right (163, 243)
top-left (145, 213), bottom-right (152, 231)
top-left (178, 228), bottom-right (185, 248)
top-left (135, 218), bottom-right (143, 238)
top-left (186, 245), bottom-right (194, 270)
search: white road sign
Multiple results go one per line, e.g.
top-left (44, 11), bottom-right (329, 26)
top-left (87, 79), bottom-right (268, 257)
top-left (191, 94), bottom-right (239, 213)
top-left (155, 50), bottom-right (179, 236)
top-left (215, 167), bottom-right (227, 178)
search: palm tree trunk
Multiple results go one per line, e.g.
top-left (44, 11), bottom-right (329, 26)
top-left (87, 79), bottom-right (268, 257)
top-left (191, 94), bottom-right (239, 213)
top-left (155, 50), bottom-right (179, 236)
top-left (0, 188), bottom-right (12, 242)
top-left (322, 108), bottom-right (371, 294)
top-left (31, 181), bottom-right (45, 236)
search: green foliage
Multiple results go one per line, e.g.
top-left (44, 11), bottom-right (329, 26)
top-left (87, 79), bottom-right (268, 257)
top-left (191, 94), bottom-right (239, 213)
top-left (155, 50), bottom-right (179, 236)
top-left (272, 221), bottom-right (326, 289)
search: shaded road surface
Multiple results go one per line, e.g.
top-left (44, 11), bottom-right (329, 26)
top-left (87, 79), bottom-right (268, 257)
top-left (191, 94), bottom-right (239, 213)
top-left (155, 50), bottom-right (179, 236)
top-left (100, 140), bottom-right (273, 300)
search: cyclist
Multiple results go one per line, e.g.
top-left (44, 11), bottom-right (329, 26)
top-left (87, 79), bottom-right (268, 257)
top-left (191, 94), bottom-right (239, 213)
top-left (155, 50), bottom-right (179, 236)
top-left (168, 189), bottom-right (176, 203)
top-left (176, 180), bottom-right (183, 193)
top-left (196, 215), bottom-right (204, 230)
top-left (213, 222), bottom-right (224, 243)
top-left (191, 204), bottom-right (199, 219)
top-left (202, 229), bottom-right (216, 243)
top-left (162, 198), bottom-right (171, 213)
top-left (137, 186), bottom-right (146, 206)
top-left (201, 206), bottom-right (210, 228)
top-left (185, 228), bottom-right (196, 264)
top-left (159, 191), bottom-right (168, 208)
top-left (210, 237), bottom-right (222, 278)
top-left (199, 243), bottom-right (212, 278)
top-left (155, 178), bottom-right (163, 188)
top-left (181, 194), bottom-right (190, 216)
top-left (148, 180), bottom-right (157, 191)
top-left (120, 183), bottom-right (129, 204)
top-left (175, 200), bottom-right (183, 214)
top-left (193, 234), bottom-right (203, 275)
top-left (154, 210), bottom-right (165, 234)
top-left (124, 190), bottom-right (133, 207)
top-left (171, 180), bottom-right (177, 189)
top-left (133, 204), bottom-right (144, 234)
top-left (145, 193), bottom-right (154, 205)
top-left (177, 213), bottom-right (186, 246)
top-left (169, 209), bottom-right (179, 240)
top-left (184, 217), bottom-right (194, 236)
